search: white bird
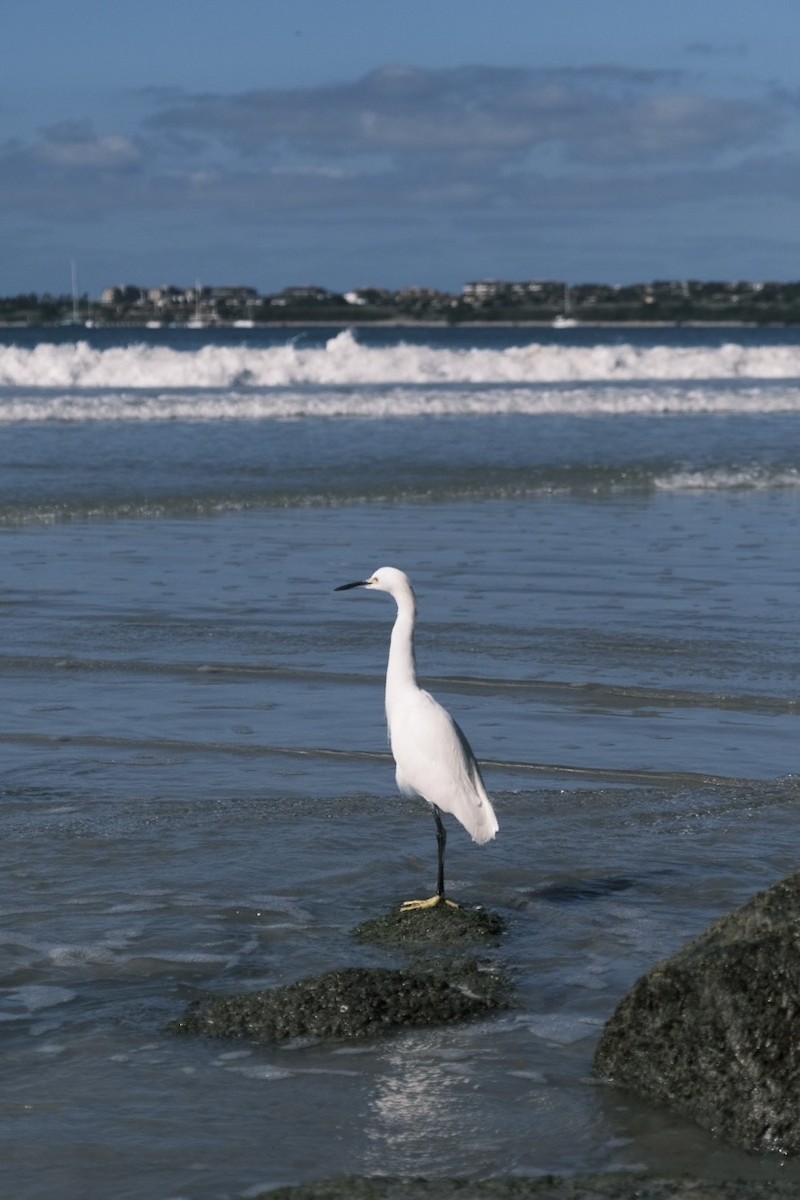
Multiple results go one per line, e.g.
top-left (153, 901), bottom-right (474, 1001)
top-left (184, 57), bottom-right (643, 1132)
top-left (336, 566), bottom-right (498, 910)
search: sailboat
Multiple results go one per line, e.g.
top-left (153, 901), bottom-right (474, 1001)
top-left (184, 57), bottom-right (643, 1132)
top-left (185, 280), bottom-right (208, 328)
top-left (552, 284), bottom-right (578, 328)
top-left (63, 260), bottom-right (94, 327)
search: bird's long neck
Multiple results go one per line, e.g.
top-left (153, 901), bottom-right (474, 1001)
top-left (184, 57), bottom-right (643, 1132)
top-left (385, 584), bottom-right (418, 716)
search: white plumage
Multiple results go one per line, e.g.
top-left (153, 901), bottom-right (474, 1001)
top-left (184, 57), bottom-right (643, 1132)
top-left (336, 566), bottom-right (498, 908)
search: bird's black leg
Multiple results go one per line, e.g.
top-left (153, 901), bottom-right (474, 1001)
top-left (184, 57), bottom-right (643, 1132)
top-left (399, 805), bottom-right (459, 911)
top-left (434, 805), bottom-right (446, 901)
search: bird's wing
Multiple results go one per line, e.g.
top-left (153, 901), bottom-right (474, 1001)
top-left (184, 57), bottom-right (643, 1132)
top-left (389, 688), bottom-right (498, 844)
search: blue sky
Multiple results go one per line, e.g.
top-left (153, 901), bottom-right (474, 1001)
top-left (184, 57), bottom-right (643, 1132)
top-left (3, 0), bottom-right (800, 296)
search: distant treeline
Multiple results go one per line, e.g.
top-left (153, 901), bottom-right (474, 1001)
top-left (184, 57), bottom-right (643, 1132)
top-left (5, 279), bottom-right (800, 326)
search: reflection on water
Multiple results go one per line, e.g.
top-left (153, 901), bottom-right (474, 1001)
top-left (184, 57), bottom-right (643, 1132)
top-left (366, 1032), bottom-right (501, 1174)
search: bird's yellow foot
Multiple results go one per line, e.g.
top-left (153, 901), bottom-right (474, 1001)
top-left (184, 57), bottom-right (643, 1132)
top-left (399, 895), bottom-right (460, 912)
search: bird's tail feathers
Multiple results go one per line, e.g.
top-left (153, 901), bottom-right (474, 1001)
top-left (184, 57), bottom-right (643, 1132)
top-left (469, 795), bottom-right (500, 844)
top-left (460, 761), bottom-right (499, 844)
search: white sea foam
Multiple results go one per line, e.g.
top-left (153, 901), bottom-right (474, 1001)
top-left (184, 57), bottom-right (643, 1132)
top-left (0, 382), bottom-right (798, 423)
top-left (2, 329), bottom-right (800, 392)
top-left (654, 465), bottom-right (800, 492)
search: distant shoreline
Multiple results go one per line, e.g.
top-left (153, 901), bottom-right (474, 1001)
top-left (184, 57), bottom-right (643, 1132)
top-left (7, 278), bottom-right (800, 329)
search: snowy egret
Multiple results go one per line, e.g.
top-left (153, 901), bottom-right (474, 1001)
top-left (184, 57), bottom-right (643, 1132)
top-left (336, 566), bottom-right (498, 909)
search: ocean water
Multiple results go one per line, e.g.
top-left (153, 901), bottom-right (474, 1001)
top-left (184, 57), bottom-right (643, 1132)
top-left (1, 322), bottom-right (800, 1199)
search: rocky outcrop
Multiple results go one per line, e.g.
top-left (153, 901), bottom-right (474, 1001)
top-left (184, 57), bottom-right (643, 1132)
top-left (594, 872), bottom-right (800, 1154)
top-left (172, 958), bottom-right (509, 1044)
top-left (353, 902), bottom-right (504, 947)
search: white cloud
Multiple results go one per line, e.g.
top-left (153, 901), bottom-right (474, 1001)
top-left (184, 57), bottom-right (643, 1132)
top-left (144, 63), bottom-right (780, 169)
top-left (34, 121), bottom-right (141, 170)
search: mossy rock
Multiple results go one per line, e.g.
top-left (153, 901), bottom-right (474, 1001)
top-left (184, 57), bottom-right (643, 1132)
top-left (353, 903), bottom-right (505, 948)
top-left (594, 870), bottom-right (800, 1154)
top-left (172, 959), bottom-right (511, 1046)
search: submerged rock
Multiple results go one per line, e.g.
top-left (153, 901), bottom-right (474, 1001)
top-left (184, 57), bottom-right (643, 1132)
top-left (256, 1173), bottom-right (800, 1199)
top-left (172, 959), bottom-right (510, 1045)
top-left (353, 903), bottom-right (505, 947)
top-left (594, 871), bottom-right (800, 1154)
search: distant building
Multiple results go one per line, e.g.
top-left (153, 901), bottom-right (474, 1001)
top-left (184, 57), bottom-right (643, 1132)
top-left (208, 286), bottom-right (259, 303)
top-left (101, 285), bottom-right (145, 306)
top-left (462, 280), bottom-right (505, 303)
top-left (461, 279), bottom-right (553, 305)
top-left (147, 286), bottom-right (186, 309)
top-left (271, 285), bottom-right (333, 306)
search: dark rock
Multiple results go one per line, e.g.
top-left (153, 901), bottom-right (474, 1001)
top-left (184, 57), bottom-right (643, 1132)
top-left (353, 903), bottom-right (505, 947)
top-left (594, 872), bottom-right (800, 1154)
top-left (254, 1172), bottom-right (800, 1199)
top-left (172, 959), bottom-right (510, 1045)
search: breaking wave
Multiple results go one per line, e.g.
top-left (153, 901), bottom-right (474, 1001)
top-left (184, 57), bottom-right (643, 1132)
top-left (2, 329), bottom-right (800, 391)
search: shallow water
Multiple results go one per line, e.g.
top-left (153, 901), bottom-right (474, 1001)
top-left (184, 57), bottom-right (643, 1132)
top-left (2, 325), bottom-right (800, 1198)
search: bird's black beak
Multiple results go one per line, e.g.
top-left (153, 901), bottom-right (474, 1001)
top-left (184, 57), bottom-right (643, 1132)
top-left (335, 580), bottom-right (368, 591)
